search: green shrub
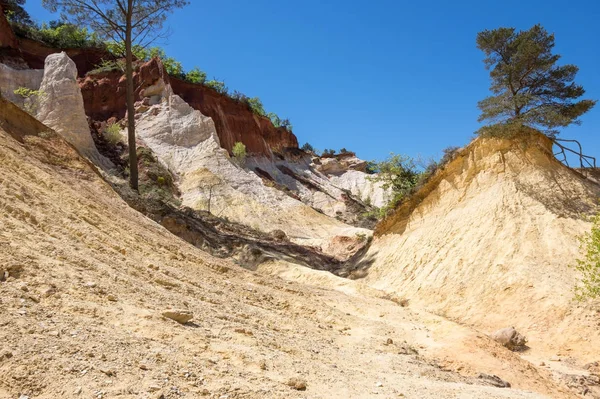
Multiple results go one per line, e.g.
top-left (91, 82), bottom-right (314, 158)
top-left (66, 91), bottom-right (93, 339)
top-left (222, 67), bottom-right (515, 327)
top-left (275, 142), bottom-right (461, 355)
top-left (230, 90), bottom-right (249, 103)
top-left (232, 142), bottom-right (247, 165)
top-left (103, 123), bottom-right (122, 144)
top-left (185, 67), bottom-right (207, 84)
top-left (367, 153), bottom-right (424, 218)
top-left (246, 97), bottom-right (266, 116)
top-left (88, 59), bottom-right (125, 75)
top-left (205, 79), bottom-right (228, 95)
top-left (574, 212), bottom-right (600, 300)
top-left (301, 142), bottom-right (314, 152)
top-left (13, 86), bottom-right (45, 115)
top-left (11, 20), bottom-right (103, 48)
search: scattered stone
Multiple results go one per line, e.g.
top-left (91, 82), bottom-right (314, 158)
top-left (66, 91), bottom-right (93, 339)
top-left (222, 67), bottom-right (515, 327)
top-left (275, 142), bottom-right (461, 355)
top-left (286, 377), bottom-right (307, 391)
top-left (490, 327), bottom-right (527, 350)
top-left (162, 309), bottom-right (193, 324)
top-left (139, 363), bottom-right (149, 370)
top-left (0, 350), bottom-right (13, 361)
top-left (539, 361), bottom-right (546, 367)
top-left (375, 381), bottom-right (383, 387)
top-left (269, 229), bottom-right (288, 241)
top-left (259, 360), bottom-right (267, 370)
top-left (477, 373), bottom-right (511, 388)
top-left (385, 338), bottom-right (393, 345)
top-left (100, 368), bottom-right (115, 377)
top-left (107, 294), bottom-right (118, 302)
top-left (74, 386), bottom-right (82, 395)
top-left (148, 385), bottom-right (162, 392)
top-left (550, 356), bottom-right (561, 362)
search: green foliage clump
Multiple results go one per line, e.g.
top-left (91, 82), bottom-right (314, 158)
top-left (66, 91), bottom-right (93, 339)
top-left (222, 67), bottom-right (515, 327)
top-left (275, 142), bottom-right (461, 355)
top-left (11, 20), bottom-right (103, 48)
top-left (3, 0), bottom-right (33, 25)
top-left (232, 141), bottom-right (247, 165)
top-left (266, 112), bottom-right (292, 131)
top-left (574, 213), bottom-right (600, 301)
top-left (88, 59), bottom-right (125, 75)
top-left (322, 149), bottom-right (335, 156)
top-left (476, 24), bottom-right (596, 137)
top-left (185, 67), bottom-right (207, 84)
top-left (301, 142), bottom-right (314, 153)
top-left (13, 86), bottom-right (45, 115)
top-left (103, 122), bottom-right (122, 144)
top-left (205, 79), bottom-right (228, 95)
top-left (246, 97), bottom-right (266, 116)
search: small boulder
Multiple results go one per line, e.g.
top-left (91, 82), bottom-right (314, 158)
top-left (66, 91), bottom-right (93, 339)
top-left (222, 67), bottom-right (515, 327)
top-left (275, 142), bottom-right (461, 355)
top-left (162, 309), bottom-right (193, 324)
top-left (286, 377), bottom-right (307, 391)
top-left (477, 373), bottom-right (511, 388)
top-left (490, 327), bottom-right (527, 350)
top-left (269, 229), bottom-right (287, 242)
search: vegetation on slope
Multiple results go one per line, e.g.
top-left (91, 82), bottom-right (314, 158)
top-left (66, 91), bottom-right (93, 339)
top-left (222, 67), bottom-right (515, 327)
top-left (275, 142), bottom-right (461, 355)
top-left (575, 212), bottom-right (600, 300)
top-left (8, 4), bottom-right (294, 135)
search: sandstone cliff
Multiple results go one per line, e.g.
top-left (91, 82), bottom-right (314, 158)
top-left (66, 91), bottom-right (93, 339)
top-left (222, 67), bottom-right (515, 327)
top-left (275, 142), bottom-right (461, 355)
top-left (78, 59), bottom-right (298, 158)
top-left (358, 132), bottom-right (600, 365)
top-left (0, 51), bottom-right (112, 170)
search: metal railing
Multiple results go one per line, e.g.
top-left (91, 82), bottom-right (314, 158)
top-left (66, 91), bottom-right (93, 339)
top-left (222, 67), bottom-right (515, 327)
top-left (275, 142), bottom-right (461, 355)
top-left (553, 138), bottom-right (596, 169)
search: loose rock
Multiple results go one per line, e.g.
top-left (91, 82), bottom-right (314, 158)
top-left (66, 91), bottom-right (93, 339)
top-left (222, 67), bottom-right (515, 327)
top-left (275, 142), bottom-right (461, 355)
top-left (286, 377), bottom-right (307, 391)
top-left (490, 327), bottom-right (527, 351)
top-left (162, 309), bottom-right (193, 324)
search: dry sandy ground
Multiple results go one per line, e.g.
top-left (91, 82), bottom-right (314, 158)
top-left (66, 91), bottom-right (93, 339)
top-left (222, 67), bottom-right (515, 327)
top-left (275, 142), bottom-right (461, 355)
top-left (0, 107), bottom-right (577, 398)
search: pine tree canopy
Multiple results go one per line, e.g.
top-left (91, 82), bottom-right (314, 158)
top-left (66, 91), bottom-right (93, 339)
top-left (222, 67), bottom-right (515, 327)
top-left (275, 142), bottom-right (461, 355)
top-left (476, 24), bottom-right (596, 137)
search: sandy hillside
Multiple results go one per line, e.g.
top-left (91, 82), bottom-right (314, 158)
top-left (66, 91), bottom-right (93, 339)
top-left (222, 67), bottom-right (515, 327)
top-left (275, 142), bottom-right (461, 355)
top-left (0, 100), bottom-right (575, 398)
top-left (360, 132), bottom-right (600, 368)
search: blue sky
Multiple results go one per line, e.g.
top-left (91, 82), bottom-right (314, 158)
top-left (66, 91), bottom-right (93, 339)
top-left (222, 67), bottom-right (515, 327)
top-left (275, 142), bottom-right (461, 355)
top-left (26, 0), bottom-right (599, 163)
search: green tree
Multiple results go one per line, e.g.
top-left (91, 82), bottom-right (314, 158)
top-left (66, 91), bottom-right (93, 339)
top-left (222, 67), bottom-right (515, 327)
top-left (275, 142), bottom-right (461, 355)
top-left (301, 142), bottom-right (314, 152)
top-left (574, 212), bottom-right (600, 300)
top-left (43, 0), bottom-right (189, 191)
top-left (186, 66), bottom-right (206, 84)
top-left (1, 0), bottom-right (33, 25)
top-left (476, 24), bottom-right (596, 137)
top-left (367, 154), bottom-right (423, 218)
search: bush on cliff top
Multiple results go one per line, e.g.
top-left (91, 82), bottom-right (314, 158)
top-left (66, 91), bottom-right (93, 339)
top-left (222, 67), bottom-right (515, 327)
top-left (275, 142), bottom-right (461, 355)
top-left (11, 20), bottom-right (103, 48)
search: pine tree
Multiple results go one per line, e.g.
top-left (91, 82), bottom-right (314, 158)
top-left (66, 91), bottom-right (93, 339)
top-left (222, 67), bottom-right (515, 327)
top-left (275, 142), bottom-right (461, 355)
top-left (476, 24), bottom-right (596, 137)
top-left (43, 0), bottom-right (188, 190)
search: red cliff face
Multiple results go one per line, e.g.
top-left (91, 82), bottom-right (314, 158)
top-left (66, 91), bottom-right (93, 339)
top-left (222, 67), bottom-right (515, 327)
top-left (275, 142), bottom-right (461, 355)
top-left (2, 13), bottom-right (298, 157)
top-left (0, 5), bottom-right (17, 49)
top-left (78, 58), bottom-right (298, 156)
top-left (169, 76), bottom-right (298, 155)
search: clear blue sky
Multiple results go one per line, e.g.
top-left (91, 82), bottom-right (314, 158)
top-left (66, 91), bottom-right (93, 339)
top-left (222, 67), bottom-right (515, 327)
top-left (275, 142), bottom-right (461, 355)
top-left (25, 0), bottom-right (600, 163)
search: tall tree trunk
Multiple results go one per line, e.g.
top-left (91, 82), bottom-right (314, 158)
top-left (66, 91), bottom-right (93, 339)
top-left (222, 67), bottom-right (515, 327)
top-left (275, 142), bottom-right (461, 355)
top-left (125, 0), bottom-right (138, 191)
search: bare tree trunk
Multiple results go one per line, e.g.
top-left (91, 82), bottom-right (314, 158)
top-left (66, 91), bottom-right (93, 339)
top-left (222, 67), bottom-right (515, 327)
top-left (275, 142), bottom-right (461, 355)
top-left (125, 0), bottom-right (138, 191)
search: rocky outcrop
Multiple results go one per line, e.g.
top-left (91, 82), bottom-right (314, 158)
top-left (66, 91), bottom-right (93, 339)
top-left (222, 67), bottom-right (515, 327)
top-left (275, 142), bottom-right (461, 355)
top-left (132, 78), bottom-right (369, 251)
top-left (358, 131), bottom-right (600, 361)
top-left (170, 76), bottom-right (298, 156)
top-left (78, 59), bottom-right (298, 157)
top-left (0, 51), bottom-right (112, 170)
top-left (36, 52), bottom-right (112, 170)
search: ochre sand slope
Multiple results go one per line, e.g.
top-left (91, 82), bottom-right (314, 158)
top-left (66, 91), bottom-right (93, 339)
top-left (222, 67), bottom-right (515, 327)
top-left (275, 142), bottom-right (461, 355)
top-left (364, 132), bottom-right (600, 364)
top-left (0, 102), bottom-right (569, 397)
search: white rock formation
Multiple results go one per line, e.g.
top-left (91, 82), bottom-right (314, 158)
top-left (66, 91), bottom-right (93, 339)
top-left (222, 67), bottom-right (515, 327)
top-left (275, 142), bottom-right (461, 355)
top-left (0, 52), bottom-right (112, 170)
top-left (36, 53), bottom-right (112, 170)
top-left (134, 82), bottom-right (369, 250)
top-left (247, 152), bottom-right (391, 215)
